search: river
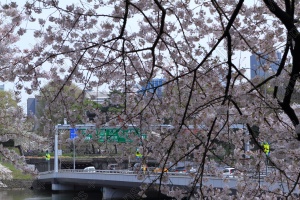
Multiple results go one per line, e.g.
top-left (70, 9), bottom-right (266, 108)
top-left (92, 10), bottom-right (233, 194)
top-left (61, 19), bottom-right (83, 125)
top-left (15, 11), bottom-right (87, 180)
top-left (0, 190), bottom-right (172, 200)
top-left (0, 190), bottom-right (103, 200)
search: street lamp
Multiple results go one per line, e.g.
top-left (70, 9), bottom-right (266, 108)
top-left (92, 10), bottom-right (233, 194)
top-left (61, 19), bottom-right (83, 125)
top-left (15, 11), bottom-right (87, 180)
top-left (243, 124), bottom-right (250, 159)
top-left (54, 126), bottom-right (59, 173)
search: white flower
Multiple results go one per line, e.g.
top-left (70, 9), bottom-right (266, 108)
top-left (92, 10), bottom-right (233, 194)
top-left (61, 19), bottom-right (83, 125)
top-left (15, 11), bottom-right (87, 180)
top-left (161, 174), bottom-right (169, 183)
top-left (136, 173), bottom-right (145, 180)
top-left (288, 141), bottom-right (300, 150)
top-left (273, 149), bottom-right (287, 159)
top-left (295, 124), bottom-right (300, 134)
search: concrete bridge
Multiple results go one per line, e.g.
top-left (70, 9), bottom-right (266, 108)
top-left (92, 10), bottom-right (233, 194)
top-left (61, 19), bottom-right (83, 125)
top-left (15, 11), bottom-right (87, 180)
top-left (37, 169), bottom-right (296, 199)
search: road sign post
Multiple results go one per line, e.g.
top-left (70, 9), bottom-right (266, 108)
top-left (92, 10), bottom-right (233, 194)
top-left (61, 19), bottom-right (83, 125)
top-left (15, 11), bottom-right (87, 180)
top-left (261, 142), bottom-right (270, 175)
top-left (70, 128), bottom-right (78, 170)
top-left (54, 124), bottom-right (96, 173)
top-left (45, 151), bottom-right (50, 171)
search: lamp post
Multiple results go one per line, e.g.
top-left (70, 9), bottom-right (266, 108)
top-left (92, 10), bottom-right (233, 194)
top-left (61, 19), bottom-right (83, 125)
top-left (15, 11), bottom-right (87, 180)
top-left (243, 124), bottom-right (250, 159)
top-left (69, 127), bottom-right (78, 170)
top-left (54, 126), bottom-right (59, 173)
top-left (73, 136), bottom-right (76, 170)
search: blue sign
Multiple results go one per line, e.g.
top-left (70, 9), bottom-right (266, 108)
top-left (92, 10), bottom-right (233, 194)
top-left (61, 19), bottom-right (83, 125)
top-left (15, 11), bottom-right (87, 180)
top-left (70, 128), bottom-right (78, 139)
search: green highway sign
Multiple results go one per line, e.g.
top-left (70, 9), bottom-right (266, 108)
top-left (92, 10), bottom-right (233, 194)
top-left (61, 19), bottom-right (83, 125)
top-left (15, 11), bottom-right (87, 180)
top-left (78, 127), bottom-right (146, 143)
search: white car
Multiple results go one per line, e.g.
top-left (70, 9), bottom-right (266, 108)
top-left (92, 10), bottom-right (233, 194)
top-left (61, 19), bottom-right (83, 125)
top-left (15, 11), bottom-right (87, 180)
top-left (223, 167), bottom-right (235, 178)
top-left (222, 167), bottom-right (244, 178)
top-left (83, 166), bottom-right (96, 173)
top-left (189, 167), bottom-right (197, 173)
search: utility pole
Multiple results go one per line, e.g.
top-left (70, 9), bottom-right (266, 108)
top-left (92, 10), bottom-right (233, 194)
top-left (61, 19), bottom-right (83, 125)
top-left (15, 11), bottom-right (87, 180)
top-left (244, 124), bottom-right (250, 159)
top-left (73, 138), bottom-right (76, 170)
top-left (54, 127), bottom-right (58, 173)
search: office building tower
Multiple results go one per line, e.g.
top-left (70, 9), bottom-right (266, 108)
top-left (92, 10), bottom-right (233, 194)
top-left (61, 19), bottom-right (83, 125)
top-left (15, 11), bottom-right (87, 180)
top-left (140, 78), bottom-right (165, 97)
top-left (27, 96), bottom-right (41, 116)
top-left (250, 52), bottom-right (282, 79)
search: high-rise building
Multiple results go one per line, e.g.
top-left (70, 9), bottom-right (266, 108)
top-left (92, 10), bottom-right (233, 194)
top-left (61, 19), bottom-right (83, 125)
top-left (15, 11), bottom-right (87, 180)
top-left (140, 78), bottom-right (165, 97)
top-left (250, 52), bottom-right (282, 79)
top-left (27, 98), bottom-right (36, 116)
top-left (27, 96), bottom-right (40, 116)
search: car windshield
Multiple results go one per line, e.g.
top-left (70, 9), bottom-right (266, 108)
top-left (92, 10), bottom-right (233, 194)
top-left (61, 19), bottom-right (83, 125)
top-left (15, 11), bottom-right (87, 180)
top-left (176, 167), bottom-right (185, 170)
top-left (223, 169), bottom-right (229, 173)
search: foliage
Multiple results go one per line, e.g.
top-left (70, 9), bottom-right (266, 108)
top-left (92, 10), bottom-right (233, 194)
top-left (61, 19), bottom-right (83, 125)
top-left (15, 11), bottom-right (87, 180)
top-left (0, 91), bottom-right (22, 134)
top-left (0, 90), bottom-right (35, 176)
top-left (35, 80), bottom-right (86, 136)
top-left (0, 3), bottom-right (39, 181)
top-left (1, 0), bottom-right (300, 198)
top-left (84, 90), bottom-right (124, 125)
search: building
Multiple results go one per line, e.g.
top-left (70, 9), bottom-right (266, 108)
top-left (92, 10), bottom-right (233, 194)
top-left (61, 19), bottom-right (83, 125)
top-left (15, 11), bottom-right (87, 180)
top-left (250, 52), bottom-right (282, 79)
top-left (0, 84), bottom-right (4, 91)
top-left (83, 90), bottom-right (110, 122)
top-left (140, 78), bottom-right (165, 97)
top-left (27, 96), bottom-right (40, 116)
top-left (84, 90), bottom-right (109, 104)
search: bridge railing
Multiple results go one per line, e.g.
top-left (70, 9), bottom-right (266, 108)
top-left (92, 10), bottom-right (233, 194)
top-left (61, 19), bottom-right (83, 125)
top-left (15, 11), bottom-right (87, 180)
top-left (40, 169), bottom-right (267, 179)
top-left (39, 170), bottom-right (54, 175)
top-left (38, 169), bottom-right (200, 177)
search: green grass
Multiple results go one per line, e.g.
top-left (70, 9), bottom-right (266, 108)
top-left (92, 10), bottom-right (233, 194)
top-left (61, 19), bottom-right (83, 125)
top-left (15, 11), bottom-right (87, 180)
top-left (1, 162), bottom-right (34, 180)
top-left (7, 147), bottom-right (21, 154)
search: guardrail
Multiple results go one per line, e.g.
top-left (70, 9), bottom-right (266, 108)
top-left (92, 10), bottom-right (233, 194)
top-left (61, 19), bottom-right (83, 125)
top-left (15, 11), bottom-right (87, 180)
top-left (61, 169), bottom-right (193, 176)
top-left (39, 170), bottom-right (54, 175)
top-left (38, 169), bottom-right (273, 180)
top-left (39, 169), bottom-right (203, 177)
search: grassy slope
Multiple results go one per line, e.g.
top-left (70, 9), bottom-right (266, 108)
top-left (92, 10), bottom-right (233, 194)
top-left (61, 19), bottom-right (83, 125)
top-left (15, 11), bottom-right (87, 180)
top-left (1, 162), bottom-right (33, 180)
top-left (0, 147), bottom-right (34, 180)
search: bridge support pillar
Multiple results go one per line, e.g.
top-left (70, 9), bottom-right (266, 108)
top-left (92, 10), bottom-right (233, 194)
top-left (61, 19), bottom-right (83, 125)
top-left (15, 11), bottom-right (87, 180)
top-left (52, 183), bottom-right (74, 191)
top-left (103, 187), bottom-right (139, 200)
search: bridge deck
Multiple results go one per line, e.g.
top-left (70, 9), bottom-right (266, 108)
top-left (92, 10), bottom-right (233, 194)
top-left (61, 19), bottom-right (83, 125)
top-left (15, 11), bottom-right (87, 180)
top-left (37, 169), bottom-right (297, 194)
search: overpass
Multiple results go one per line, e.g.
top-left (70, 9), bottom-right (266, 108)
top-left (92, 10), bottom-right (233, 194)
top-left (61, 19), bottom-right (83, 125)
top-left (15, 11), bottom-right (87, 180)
top-left (37, 169), bottom-right (297, 199)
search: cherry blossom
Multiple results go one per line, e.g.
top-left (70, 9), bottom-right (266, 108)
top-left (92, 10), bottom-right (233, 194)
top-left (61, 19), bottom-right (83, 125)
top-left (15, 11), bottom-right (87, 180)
top-left (1, 0), bottom-right (300, 198)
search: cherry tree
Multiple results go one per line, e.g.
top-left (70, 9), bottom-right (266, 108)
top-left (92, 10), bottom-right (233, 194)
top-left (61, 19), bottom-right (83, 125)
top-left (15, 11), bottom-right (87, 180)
top-left (4, 0), bottom-right (300, 198)
top-left (0, 3), bottom-right (39, 177)
top-left (34, 80), bottom-right (86, 135)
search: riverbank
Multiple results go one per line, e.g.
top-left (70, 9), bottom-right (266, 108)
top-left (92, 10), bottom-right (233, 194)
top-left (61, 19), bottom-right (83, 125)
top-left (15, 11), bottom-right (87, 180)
top-left (0, 179), bottom-right (34, 190)
top-left (0, 161), bottom-right (37, 190)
